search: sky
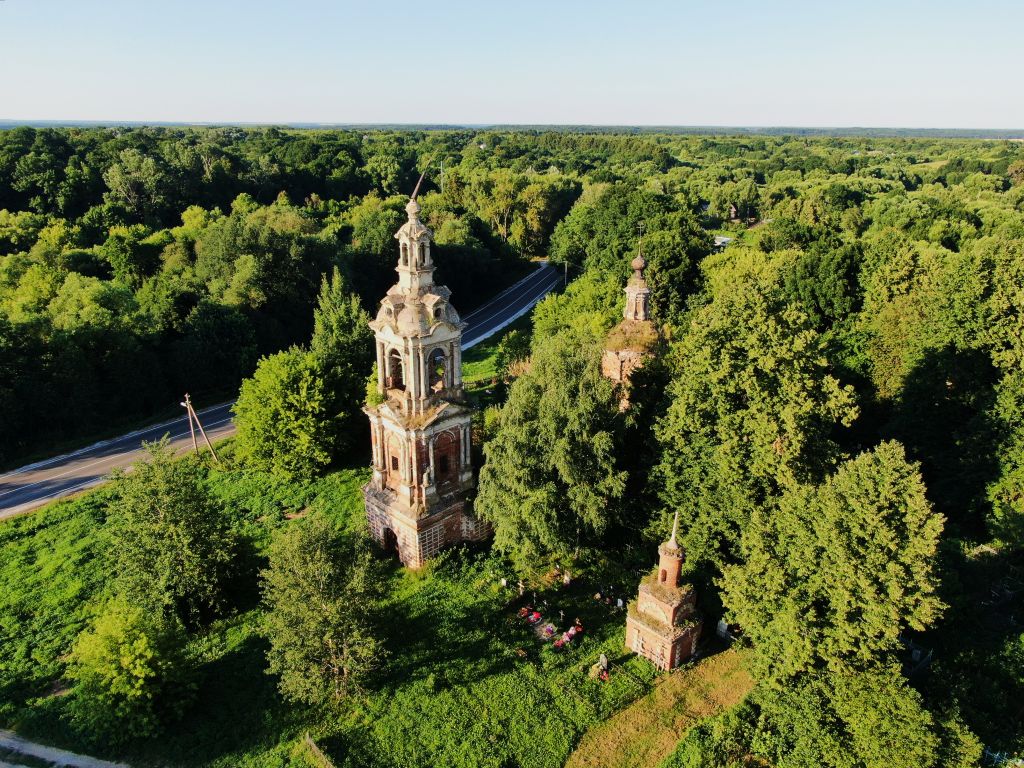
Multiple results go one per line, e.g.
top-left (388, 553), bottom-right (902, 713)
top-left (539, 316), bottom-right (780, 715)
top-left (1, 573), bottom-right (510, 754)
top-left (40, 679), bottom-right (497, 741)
top-left (1, 0), bottom-right (1021, 128)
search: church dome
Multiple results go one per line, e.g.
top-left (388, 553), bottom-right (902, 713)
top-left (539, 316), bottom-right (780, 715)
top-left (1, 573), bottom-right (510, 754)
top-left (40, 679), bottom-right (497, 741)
top-left (396, 301), bottom-right (430, 334)
top-left (631, 254), bottom-right (646, 272)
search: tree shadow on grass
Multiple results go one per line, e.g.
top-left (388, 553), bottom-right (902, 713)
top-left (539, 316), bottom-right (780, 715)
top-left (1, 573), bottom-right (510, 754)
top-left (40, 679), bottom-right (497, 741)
top-left (373, 552), bottom-right (524, 691)
top-left (126, 627), bottom-right (307, 767)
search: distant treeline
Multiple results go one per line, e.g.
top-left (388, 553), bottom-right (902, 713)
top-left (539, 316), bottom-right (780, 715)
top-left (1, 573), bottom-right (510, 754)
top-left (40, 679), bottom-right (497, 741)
top-left (3, 122), bottom-right (1021, 139)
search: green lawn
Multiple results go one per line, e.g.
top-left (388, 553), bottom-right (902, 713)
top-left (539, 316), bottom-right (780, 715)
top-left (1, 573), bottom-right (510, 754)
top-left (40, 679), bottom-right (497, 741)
top-left (1, 456), bottom-right (664, 768)
top-left (460, 313), bottom-right (533, 385)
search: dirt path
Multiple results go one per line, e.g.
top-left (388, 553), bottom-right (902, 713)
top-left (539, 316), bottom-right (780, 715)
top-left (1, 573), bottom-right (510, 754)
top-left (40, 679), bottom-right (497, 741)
top-left (564, 649), bottom-right (754, 768)
top-left (0, 730), bottom-right (129, 768)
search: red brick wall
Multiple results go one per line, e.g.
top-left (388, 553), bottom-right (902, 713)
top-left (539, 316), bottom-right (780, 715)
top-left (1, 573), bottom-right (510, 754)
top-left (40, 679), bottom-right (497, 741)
top-left (385, 435), bottom-right (403, 489)
top-left (626, 617), bottom-right (702, 671)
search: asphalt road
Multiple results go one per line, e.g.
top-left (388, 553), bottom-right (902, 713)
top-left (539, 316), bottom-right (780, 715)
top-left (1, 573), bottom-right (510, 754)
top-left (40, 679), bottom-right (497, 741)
top-left (0, 262), bottom-right (561, 521)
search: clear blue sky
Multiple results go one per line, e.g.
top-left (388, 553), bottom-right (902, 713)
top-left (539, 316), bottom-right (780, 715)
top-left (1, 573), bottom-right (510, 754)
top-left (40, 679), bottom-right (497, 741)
top-left (2, 0), bottom-right (1021, 128)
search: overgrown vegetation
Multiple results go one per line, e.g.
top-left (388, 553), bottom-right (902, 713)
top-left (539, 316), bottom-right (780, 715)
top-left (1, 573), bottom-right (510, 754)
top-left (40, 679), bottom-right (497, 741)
top-left (3, 128), bottom-right (1024, 766)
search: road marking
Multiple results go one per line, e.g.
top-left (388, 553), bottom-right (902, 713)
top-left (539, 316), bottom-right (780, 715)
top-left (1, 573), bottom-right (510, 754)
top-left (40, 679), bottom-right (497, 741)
top-left (462, 273), bottom-right (562, 348)
top-left (0, 417), bottom-right (234, 500)
top-left (463, 268), bottom-right (554, 326)
top-left (0, 402), bottom-right (234, 478)
top-left (0, 423), bottom-right (238, 519)
top-left (462, 271), bottom-right (559, 337)
top-left (462, 262), bottom-right (550, 322)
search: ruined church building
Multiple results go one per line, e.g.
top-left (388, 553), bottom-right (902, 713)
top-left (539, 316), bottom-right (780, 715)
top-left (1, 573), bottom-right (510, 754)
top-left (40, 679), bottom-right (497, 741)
top-left (361, 194), bottom-right (489, 568)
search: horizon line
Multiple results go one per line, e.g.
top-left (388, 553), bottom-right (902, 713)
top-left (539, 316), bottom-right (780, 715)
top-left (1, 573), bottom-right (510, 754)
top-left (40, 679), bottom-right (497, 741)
top-left (1, 119), bottom-right (1022, 131)
top-left (1, 120), bottom-right (1022, 141)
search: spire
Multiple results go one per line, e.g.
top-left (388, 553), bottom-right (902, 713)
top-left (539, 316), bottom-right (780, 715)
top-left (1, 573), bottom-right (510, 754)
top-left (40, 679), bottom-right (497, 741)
top-left (632, 227), bottom-right (646, 278)
top-left (657, 508), bottom-right (684, 587)
top-left (393, 177), bottom-right (435, 295)
top-left (623, 226), bottom-right (651, 322)
top-left (410, 168), bottom-right (427, 201)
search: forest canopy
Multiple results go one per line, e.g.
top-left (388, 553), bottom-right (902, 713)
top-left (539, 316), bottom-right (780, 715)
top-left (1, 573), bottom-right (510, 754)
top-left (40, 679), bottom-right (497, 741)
top-left (2, 125), bottom-right (1024, 767)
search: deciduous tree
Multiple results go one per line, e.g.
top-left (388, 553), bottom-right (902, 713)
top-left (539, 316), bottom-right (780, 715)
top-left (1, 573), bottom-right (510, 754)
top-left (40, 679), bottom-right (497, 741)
top-left (68, 599), bottom-right (192, 744)
top-left (108, 439), bottom-right (234, 626)
top-left (476, 329), bottom-right (628, 574)
top-left (262, 515), bottom-right (383, 705)
top-left (654, 255), bottom-right (857, 571)
top-left (721, 442), bottom-right (944, 681)
top-left (234, 346), bottom-right (336, 479)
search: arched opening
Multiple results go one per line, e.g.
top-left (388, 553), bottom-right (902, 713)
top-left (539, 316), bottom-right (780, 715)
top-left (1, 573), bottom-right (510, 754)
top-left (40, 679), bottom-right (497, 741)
top-left (427, 348), bottom-right (447, 393)
top-left (400, 242), bottom-right (409, 266)
top-left (434, 432), bottom-right (459, 487)
top-left (660, 569), bottom-right (667, 583)
top-left (387, 349), bottom-right (405, 391)
top-left (419, 242), bottom-right (427, 264)
top-left (382, 527), bottom-right (399, 555)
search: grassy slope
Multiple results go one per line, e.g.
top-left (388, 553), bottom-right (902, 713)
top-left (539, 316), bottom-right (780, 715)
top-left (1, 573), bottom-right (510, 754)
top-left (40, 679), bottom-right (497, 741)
top-left (461, 313), bottom-right (533, 384)
top-left (564, 649), bottom-right (753, 768)
top-left (0, 453), bottom-right (678, 768)
top-left (0, 488), bottom-right (112, 725)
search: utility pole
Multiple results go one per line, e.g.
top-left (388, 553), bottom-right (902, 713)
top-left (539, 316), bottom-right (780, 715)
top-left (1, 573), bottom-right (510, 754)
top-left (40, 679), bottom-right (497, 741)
top-left (181, 393), bottom-right (221, 465)
top-left (182, 394), bottom-right (198, 453)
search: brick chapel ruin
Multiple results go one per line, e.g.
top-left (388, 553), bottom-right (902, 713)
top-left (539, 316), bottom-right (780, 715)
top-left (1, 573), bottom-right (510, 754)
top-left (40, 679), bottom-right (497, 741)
top-left (601, 250), bottom-right (703, 670)
top-left (601, 248), bottom-right (658, 408)
top-left (362, 194), bottom-right (490, 568)
top-left (625, 511), bottom-right (703, 670)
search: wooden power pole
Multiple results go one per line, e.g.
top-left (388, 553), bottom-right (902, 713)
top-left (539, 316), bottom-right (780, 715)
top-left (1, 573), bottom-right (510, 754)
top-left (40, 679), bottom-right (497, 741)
top-left (181, 393), bottom-right (221, 464)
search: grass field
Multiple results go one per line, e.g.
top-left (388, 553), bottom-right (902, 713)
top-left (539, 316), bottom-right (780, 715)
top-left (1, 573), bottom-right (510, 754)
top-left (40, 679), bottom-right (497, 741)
top-left (564, 649), bottom-right (753, 768)
top-left (0, 452), bottom-right (692, 768)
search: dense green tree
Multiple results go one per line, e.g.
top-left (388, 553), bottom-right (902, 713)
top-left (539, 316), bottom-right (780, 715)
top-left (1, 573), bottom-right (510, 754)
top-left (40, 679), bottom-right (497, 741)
top-left (309, 267), bottom-right (374, 453)
top-left (234, 346), bottom-right (337, 479)
top-left (654, 252), bottom-right (857, 571)
top-left (666, 668), bottom-right (979, 768)
top-left (361, 134), bottom-right (417, 195)
top-left (721, 442), bottom-right (944, 680)
top-left (476, 329), bottom-right (628, 574)
top-left (0, 209), bottom-right (45, 255)
top-left (100, 224), bottom-right (161, 286)
top-left (310, 268), bottom-right (373, 375)
top-left (67, 599), bottom-right (192, 745)
top-left (103, 148), bottom-right (169, 223)
top-left (751, 670), bottom-right (945, 768)
top-left (493, 328), bottom-right (531, 381)
top-left (262, 515), bottom-right (383, 705)
top-left (47, 272), bottom-right (137, 331)
top-left (172, 300), bottom-right (258, 393)
top-left (107, 440), bottom-right (234, 626)
top-left (507, 175), bottom-right (581, 256)
top-left (783, 241), bottom-right (862, 327)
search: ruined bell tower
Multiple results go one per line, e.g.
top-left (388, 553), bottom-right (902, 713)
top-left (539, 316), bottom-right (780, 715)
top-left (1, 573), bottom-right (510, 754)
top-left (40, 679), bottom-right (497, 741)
top-left (602, 244), bottom-right (658, 407)
top-left (362, 193), bottom-right (489, 568)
